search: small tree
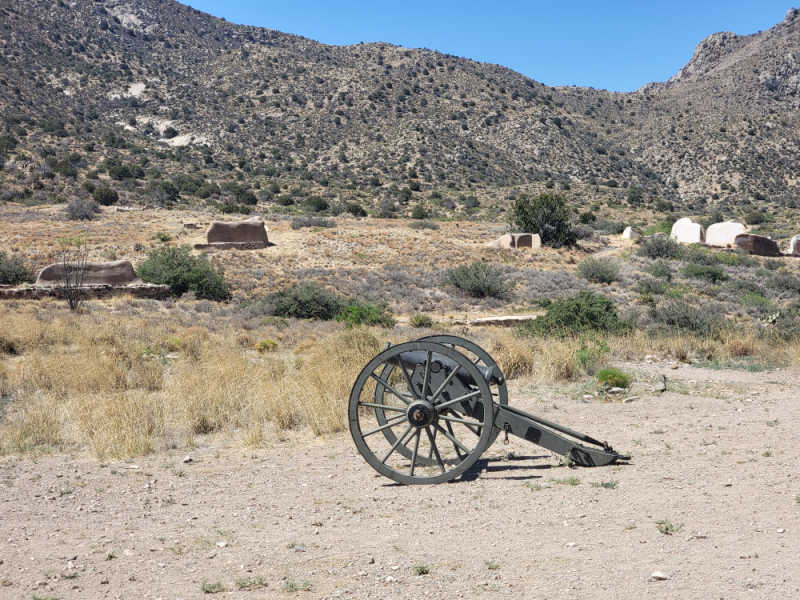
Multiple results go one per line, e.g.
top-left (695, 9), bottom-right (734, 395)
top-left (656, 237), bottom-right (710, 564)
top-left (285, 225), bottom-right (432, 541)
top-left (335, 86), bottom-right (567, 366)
top-left (509, 193), bottom-right (576, 247)
top-left (0, 252), bottom-right (35, 285)
top-left (57, 236), bottom-right (89, 311)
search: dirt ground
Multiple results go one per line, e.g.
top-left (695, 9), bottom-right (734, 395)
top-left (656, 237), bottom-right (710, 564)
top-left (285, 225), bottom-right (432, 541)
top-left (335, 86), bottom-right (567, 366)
top-left (1, 359), bottom-right (798, 600)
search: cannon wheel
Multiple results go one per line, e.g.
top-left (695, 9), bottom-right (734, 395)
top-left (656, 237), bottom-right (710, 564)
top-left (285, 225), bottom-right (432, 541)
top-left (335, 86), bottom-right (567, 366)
top-left (372, 335), bottom-right (508, 461)
top-left (349, 340), bottom-right (494, 485)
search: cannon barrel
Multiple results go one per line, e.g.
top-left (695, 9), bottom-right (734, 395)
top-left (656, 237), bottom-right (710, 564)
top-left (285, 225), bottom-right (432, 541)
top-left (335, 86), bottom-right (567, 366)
top-left (396, 350), bottom-right (504, 387)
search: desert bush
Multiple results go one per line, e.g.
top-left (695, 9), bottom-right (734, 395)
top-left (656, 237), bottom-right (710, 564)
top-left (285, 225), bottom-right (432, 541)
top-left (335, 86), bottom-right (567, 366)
top-left (304, 195), bottom-right (329, 212)
top-left (411, 203), bottom-right (429, 219)
top-left (266, 282), bottom-right (344, 320)
top-left (409, 220), bottom-right (439, 230)
top-left (138, 246), bottom-right (231, 301)
top-left (744, 210), bottom-right (766, 225)
top-left (346, 202), bottom-right (367, 217)
top-left (92, 185), bottom-right (118, 206)
top-left (741, 290), bottom-right (771, 307)
top-left (508, 193), bottom-right (576, 247)
top-left (637, 235), bottom-right (681, 259)
top-left (636, 278), bottom-right (668, 296)
top-left (650, 300), bottom-right (721, 335)
top-left (682, 246), bottom-right (755, 267)
top-left (291, 217), bottom-right (335, 229)
top-left (0, 252), bottom-right (35, 285)
top-left (409, 313), bottom-right (434, 328)
top-left (577, 257), bottom-right (620, 284)
top-left (66, 197), bottom-right (100, 220)
top-left (522, 291), bottom-right (628, 336)
top-left (595, 367), bottom-right (631, 388)
top-left (337, 300), bottom-right (395, 328)
top-left (682, 263), bottom-right (728, 283)
top-left (444, 261), bottom-right (511, 298)
top-left (645, 260), bottom-right (673, 281)
top-left (219, 201), bottom-right (252, 215)
top-left (576, 335), bottom-right (609, 373)
top-left (767, 272), bottom-right (800, 294)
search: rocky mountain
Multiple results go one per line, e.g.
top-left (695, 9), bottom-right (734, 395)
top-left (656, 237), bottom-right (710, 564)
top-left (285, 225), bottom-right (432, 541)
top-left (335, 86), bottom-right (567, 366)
top-left (1, 0), bottom-right (799, 218)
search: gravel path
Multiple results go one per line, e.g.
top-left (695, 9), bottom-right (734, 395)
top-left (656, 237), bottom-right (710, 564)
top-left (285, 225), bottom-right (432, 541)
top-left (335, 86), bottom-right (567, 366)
top-left (2, 362), bottom-right (798, 599)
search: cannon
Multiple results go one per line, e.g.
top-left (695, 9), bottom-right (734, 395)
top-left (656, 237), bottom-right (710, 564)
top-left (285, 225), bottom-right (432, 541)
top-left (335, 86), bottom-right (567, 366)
top-left (348, 335), bottom-right (629, 484)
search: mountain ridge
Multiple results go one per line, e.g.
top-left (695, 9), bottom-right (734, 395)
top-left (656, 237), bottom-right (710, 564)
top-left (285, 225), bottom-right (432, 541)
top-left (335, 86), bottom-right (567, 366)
top-left (1, 0), bottom-right (799, 219)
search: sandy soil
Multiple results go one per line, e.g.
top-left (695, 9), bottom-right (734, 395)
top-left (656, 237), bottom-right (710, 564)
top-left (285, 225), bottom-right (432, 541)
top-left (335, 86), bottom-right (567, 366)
top-left (2, 360), bottom-right (798, 600)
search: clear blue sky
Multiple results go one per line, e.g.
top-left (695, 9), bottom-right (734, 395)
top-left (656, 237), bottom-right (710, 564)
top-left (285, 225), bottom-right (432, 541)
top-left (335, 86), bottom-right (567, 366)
top-left (184, 1), bottom-right (794, 91)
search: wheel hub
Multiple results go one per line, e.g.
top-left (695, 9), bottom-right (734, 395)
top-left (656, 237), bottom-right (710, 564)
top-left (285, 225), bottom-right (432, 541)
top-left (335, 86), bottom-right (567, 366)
top-left (407, 400), bottom-right (435, 427)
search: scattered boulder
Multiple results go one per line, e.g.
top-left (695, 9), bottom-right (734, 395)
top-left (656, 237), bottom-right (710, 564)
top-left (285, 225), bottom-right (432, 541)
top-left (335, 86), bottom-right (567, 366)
top-left (790, 234), bottom-right (800, 256)
top-left (670, 217), bottom-right (705, 244)
top-left (706, 221), bottom-right (746, 247)
top-left (36, 260), bottom-right (138, 286)
top-left (206, 217), bottom-right (269, 246)
top-left (486, 233), bottom-right (541, 249)
top-left (734, 233), bottom-right (781, 257)
top-left (621, 226), bottom-right (638, 240)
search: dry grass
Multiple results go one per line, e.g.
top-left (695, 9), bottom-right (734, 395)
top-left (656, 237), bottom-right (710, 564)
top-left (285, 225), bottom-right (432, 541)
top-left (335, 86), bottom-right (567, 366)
top-left (489, 333), bottom-right (583, 383)
top-left (2, 300), bottom-right (799, 460)
top-left (0, 303), bottom-right (382, 458)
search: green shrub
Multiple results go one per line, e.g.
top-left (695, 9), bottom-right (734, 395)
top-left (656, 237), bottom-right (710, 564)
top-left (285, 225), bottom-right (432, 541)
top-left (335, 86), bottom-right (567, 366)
top-left (636, 278), bottom-right (667, 295)
top-left (522, 292), bottom-right (629, 336)
top-left (595, 367), bottom-right (631, 388)
top-left (346, 202), bottom-right (367, 217)
top-left (645, 260), bottom-right (672, 281)
top-left (767, 272), bottom-right (800, 294)
top-left (411, 203), bottom-right (429, 219)
top-left (508, 193), bottom-right (576, 248)
top-left (92, 185), bottom-right (118, 206)
top-left (0, 252), bottom-right (35, 285)
top-left (683, 263), bottom-right (728, 283)
top-left (741, 291), bottom-right (772, 310)
top-left (577, 257), bottom-right (620, 284)
top-left (337, 301), bottom-right (395, 328)
top-left (267, 283), bottom-right (344, 320)
top-left (254, 339), bottom-right (278, 353)
top-left (650, 300), bottom-right (720, 335)
top-left (643, 220), bottom-right (672, 235)
top-left (138, 246), bottom-right (231, 301)
top-left (304, 195), bottom-right (329, 212)
top-left (637, 235), bottom-right (681, 259)
top-left (682, 246), bottom-right (754, 267)
top-left (291, 217), bottom-right (335, 230)
top-left (409, 220), bottom-right (439, 230)
top-left (219, 202), bottom-right (252, 214)
top-left (409, 313), bottom-right (434, 328)
top-left (576, 335), bottom-right (609, 372)
top-left (444, 262), bottom-right (511, 298)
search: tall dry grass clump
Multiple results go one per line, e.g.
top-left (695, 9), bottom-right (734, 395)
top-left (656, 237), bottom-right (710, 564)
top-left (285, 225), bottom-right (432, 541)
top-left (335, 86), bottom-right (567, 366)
top-left (489, 332), bottom-right (582, 382)
top-left (0, 392), bottom-right (62, 454)
top-left (291, 329), bottom-right (382, 434)
top-left (69, 391), bottom-right (165, 458)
